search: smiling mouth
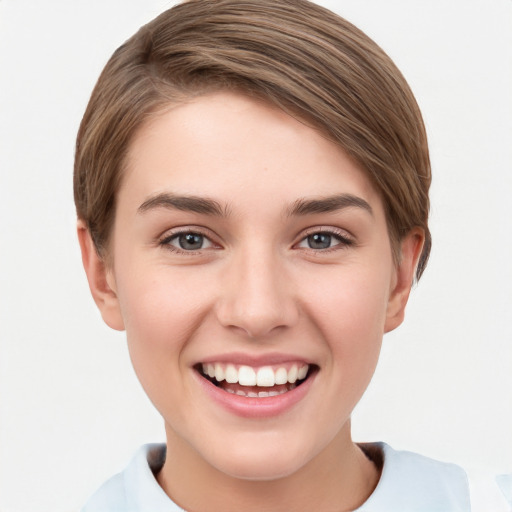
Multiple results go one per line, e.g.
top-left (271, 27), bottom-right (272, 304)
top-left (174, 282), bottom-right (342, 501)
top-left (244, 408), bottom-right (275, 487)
top-left (196, 362), bottom-right (316, 398)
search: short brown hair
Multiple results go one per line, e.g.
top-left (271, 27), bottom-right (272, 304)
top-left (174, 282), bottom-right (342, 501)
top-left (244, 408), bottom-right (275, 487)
top-left (74, 0), bottom-right (431, 279)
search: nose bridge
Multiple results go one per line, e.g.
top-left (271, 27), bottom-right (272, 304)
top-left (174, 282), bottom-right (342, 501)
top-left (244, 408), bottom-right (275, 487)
top-left (217, 242), bottom-right (297, 338)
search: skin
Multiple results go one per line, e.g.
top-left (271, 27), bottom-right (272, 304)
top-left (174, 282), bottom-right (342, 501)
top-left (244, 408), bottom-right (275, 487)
top-left (79, 92), bottom-right (424, 511)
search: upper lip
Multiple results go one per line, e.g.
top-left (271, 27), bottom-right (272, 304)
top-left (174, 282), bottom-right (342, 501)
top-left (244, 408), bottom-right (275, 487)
top-left (195, 352), bottom-right (313, 367)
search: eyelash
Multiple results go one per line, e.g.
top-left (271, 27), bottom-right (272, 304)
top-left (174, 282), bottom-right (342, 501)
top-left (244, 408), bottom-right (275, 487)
top-left (159, 228), bottom-right (218, 255)
top-left (158, 227), bottom-right (354, 255)
top-left (295, 228), bottom-right (354, 253)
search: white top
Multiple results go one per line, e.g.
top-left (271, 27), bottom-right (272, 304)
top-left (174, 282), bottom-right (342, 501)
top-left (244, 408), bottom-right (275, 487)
top-left (81, 443), bottom-right (511, 512)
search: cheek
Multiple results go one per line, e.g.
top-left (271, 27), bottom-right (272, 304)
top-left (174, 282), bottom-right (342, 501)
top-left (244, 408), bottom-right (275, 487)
top-left (114, 265), bottom-right (216, 389)
top-left (301, 265), bottom-right (391, 378)
top-left (307, 265), bottom-right (391, 336)
top-left (117, 265), bottom-right (210, 339)
top-left (114, 267), bottom-right (218, 416)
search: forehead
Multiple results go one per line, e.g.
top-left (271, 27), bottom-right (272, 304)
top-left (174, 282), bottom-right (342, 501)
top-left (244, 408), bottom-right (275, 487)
top-left (121, 91), bottom-right (382, 215)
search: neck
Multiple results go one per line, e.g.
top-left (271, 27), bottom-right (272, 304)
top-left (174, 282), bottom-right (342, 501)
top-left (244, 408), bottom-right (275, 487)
top-left (157, 421), bottom-right (380, 512)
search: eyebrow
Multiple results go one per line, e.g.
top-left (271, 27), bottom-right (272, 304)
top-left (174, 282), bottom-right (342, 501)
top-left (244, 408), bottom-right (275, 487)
top-left (138, 193), bottom-right (229, 217)
top-left (287, 194), bottom-right (373, 217)
top-left (137, 192), bottom-right (372, 218)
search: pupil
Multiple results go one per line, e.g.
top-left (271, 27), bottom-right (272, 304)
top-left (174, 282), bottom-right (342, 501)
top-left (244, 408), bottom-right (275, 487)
top-left (179, 233), bottom-right (203, 250)
top-left (308, 233), bottom-right (331, 249)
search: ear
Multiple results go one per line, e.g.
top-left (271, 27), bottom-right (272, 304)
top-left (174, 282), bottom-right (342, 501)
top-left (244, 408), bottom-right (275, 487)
top-left (77, 220), bottom-right (125, 331)
top-left (384, 228), bottom-right (425, 333)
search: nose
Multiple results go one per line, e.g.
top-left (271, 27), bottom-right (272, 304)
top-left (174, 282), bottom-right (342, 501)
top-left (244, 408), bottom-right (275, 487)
top-left (215, 246), bottom-right (299, 338)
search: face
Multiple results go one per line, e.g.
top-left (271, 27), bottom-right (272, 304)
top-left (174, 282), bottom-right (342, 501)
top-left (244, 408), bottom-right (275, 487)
top-left (87, 92), bottom-right (418, 482)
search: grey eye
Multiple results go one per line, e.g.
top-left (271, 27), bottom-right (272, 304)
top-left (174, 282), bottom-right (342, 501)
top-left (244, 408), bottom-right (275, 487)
top-left (177, 233), bottom-right (205, 250)
top-left (297, 230), bottom-right (352, 251)
top-left (161, 230), bottom-right (216, 252)
top-left (306, 233), bottom-right (333, 249)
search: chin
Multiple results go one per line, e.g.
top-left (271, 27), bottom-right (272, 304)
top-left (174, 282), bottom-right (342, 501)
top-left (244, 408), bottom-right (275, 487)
top-left (216, 456), bottom-right (305, 481)
top-left (202, 434), bottom-right (315, 481)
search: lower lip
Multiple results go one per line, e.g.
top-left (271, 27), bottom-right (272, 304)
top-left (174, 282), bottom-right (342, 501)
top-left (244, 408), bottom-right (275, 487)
top-left (194, 371), bottom-right (317, 418)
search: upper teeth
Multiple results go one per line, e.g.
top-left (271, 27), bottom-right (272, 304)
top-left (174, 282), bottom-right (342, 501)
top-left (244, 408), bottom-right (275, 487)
top-left (201, 363), bottom-right (309, 387)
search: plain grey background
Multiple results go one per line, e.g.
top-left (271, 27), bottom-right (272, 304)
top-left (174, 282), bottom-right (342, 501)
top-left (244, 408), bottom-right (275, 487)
top-left (1, 1), bottom-right (511, 510)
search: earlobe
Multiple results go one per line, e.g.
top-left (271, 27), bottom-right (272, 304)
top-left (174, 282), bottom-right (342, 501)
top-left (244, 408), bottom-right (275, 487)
top-left (384, 228), bottom-right (425, 333)
top-left (77, 220), bottom-right (125, 331)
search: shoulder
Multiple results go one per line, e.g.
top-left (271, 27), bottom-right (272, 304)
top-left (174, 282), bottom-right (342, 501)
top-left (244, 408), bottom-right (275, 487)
top-left (81, 444), bottom-right (179, 512)
top-left (359, 443), bottom-right (512, 512)
top-left (381, 443), bottom-right (470, 497)
top-left (357, 443), bottom-right (470, 512)
top-left (466, 468), bottom-right (512, 512)
top-left (81, 470), bottom-right (128, 512)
